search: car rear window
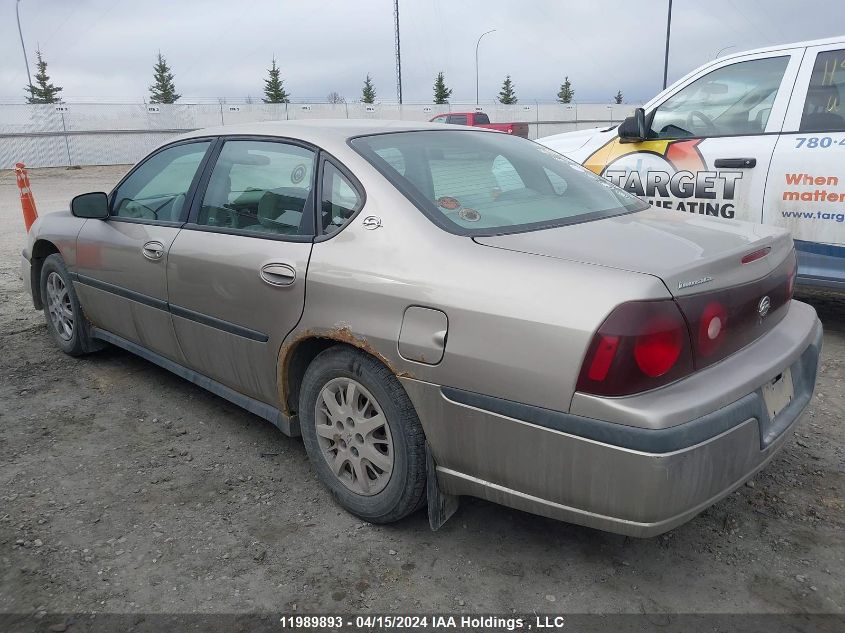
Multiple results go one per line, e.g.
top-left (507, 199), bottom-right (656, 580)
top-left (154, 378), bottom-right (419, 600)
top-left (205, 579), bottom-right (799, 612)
top-left (350, 130), bottom-right (647, 236)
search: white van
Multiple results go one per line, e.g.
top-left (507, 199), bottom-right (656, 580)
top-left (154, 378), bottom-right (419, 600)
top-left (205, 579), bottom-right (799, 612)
top-left (539, 36), bottom-right (845, 290)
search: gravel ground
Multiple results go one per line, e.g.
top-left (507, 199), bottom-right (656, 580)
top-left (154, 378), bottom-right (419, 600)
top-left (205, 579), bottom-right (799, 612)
top-left (0, 167), bottom-right (843, 622)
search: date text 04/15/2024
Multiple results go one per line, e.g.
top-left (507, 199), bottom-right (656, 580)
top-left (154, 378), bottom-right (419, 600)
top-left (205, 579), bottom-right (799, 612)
top-left (277, 614), bottom-right (569, 630)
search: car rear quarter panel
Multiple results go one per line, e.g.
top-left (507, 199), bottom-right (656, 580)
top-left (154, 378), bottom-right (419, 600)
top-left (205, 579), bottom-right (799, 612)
top-left (293, 153), bottom-right (672, 412)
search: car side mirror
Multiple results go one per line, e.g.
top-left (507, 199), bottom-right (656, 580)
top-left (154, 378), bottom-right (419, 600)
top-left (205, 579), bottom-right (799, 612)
top-left (71, 192), bottom-right (109, 219)
top-left (618, 107), bottom-right (648, 143)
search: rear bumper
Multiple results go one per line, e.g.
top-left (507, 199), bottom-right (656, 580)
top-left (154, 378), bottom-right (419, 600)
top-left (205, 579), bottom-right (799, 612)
top-left (401, 305), bottom-right (823, 537)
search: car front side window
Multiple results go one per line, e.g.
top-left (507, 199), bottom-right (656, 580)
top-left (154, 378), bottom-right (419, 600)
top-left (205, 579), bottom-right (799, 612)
top-left (111, 141), bottom-right (211, 222)
top-left (195, 140), bottom-right (316, 237)
top-left (649, 56), bottom-right (789, 139)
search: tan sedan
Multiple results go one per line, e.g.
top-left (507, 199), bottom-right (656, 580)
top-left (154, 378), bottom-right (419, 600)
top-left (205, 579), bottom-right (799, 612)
top-left (21, 121), bottom-right (822, 536)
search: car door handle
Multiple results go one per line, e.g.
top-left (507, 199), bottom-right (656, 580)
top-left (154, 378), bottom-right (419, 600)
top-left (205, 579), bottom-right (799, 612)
top-left (141, 241), bottom-right (165, 261)
top-left (714, 158), bottom-right (757, 169)
top-left (260, 263), bottom-right (296, 286)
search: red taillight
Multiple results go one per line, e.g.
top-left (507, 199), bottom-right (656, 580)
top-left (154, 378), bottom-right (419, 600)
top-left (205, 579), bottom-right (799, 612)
top-left (634, 321), bottom-right (684, 377)
top-left (675, 249), bottom-right (795, 371)
top-left (577, 300), bottom-right (694, 397)
top-left (578, 251), bottom-right (796, 398)
top-left (587, 335), bottom-right (619, 381)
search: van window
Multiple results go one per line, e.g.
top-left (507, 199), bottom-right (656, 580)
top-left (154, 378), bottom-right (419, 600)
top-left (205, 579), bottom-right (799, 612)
top-left (650, 56), bottom-right (789, 139)
top-left (800, 49), bottom-right (845, 132)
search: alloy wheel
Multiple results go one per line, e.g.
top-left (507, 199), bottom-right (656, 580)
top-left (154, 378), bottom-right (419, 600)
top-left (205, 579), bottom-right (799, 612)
top-left (46, 271), bottom-right (74, 341)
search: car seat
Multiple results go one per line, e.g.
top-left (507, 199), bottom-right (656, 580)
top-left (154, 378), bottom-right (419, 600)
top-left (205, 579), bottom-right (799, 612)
top-left (243, 187), bottom-right (312, 234)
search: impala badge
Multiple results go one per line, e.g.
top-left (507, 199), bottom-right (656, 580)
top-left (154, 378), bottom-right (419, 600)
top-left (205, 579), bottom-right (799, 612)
top-left (362, 216), bottom-right (382, 230)
top-left (758, 295), bottom-right (771, 318)
top-left (678, 276), bottom-right (713, 290)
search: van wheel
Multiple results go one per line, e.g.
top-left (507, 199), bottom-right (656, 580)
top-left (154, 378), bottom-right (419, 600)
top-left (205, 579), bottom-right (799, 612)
top-left (40, 253), bottom-right (103, 356)
top-left (299, 346), bottom-right (426, 523)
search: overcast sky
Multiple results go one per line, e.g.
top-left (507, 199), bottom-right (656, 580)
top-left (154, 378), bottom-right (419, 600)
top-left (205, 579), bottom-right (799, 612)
top-left (2, 0), bottom-right (844, 104)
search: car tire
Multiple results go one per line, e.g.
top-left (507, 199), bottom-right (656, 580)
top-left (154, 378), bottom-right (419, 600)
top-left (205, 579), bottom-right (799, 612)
top-left (40, 253), bottom-right (103, 356)
top-left (299, 346), bottom-right (427, 523)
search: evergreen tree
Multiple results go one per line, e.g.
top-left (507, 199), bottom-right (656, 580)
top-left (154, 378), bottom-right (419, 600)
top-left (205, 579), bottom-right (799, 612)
top-left (361, 74), bottom-right (376, 104)
top-left (148, 52), bottom-right (181, 104)
top-left (614, 90), bottom-right (624, 104)
top-left (262, 57), bottom-right (290, 104)
top-left (557, 76), bottom-right (574, 104)
top-left (25, 49), bottom-right (63, 104)
top-left (497, 75), bottom-right (517, 104)
top-left (433, 71), bottom-right (452, 104)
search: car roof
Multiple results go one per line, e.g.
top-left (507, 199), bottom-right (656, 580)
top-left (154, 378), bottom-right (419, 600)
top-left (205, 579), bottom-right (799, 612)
top-left (716, 34), bottom-right (845, 62)
top-left (176, 119), bottom-right (492, 146)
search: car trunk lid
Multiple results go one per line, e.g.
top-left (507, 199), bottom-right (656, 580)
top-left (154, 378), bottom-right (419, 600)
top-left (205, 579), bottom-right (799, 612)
top-left (473, 206), bottom-right (794, 297)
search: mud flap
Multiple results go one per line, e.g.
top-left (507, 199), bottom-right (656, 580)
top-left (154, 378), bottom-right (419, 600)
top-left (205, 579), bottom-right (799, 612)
top-left (426, 442), bottom-right (459, 531)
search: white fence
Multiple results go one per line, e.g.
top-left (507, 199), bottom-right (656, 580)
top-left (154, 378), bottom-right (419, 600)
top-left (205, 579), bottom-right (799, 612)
top-left (0, 102), bottom-right (633, 169)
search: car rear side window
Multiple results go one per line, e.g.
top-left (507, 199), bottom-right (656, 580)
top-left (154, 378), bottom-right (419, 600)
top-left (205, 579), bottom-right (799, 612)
top-left (112, 141), bottom-right (210, 222)
top-left (351, 130), bottom-right (647, 236)
top-left (800, 49), bottom-right (845, 132)
top-left (196, 140), bottom-right (316, 237)
top-left (474, 112), bottom-right (491, 124)
top-left (448, 114), bottom-right (468, 125)
top-left (320, 162), bottom-right (362, 235)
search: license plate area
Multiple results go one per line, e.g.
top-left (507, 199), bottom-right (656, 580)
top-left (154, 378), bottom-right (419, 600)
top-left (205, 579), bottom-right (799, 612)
top-left (762, 368), bottom-right (794, 421)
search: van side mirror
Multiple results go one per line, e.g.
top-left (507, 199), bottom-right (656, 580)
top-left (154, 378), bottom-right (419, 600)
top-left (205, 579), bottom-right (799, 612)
top-left (618, 107), bottom-right (648, 143)
top-left (71, 192), bottom-right (109, 219)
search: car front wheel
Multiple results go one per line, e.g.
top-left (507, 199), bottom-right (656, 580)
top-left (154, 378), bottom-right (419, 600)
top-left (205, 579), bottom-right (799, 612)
top-left (299, 346), bottom-right (426, 523)
top-left (40, 253), bottom-right (102, 356)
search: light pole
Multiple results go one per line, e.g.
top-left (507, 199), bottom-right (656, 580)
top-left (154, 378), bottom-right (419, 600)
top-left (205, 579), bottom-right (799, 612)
top-left (662, 0), bottom-right (672, 90)
top-left (16, 0), bottom-right (33, 97)
top-left (475, 29), bottom-right (496, 105)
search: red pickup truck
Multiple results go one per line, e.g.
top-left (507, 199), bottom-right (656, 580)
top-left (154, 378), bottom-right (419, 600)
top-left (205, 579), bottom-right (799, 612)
top-left (430, 112), bottom-right (529, 138)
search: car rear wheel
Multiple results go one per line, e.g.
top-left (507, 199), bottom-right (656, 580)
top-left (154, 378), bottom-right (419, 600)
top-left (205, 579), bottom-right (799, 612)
top-left (40, 253), bottom-right (102, 356)
top-left (299, 346), bottom-right (426, 523)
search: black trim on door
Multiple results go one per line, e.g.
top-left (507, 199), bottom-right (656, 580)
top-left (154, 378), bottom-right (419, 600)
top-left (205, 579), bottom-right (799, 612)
top-left (72, 273), bottom-right (169, 311)
top-left (71, 273), bottom-right (269, 342)
top-left (169, 304), bottom-right (268, 342)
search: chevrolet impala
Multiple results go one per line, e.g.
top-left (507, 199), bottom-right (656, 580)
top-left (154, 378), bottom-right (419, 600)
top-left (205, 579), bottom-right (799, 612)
top-left (21, 120), bottom-right (822, 536)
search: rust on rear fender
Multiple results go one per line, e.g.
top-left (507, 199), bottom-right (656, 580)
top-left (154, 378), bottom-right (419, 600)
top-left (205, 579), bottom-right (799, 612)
top-left (277, 325), bottom-right (413, 417)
